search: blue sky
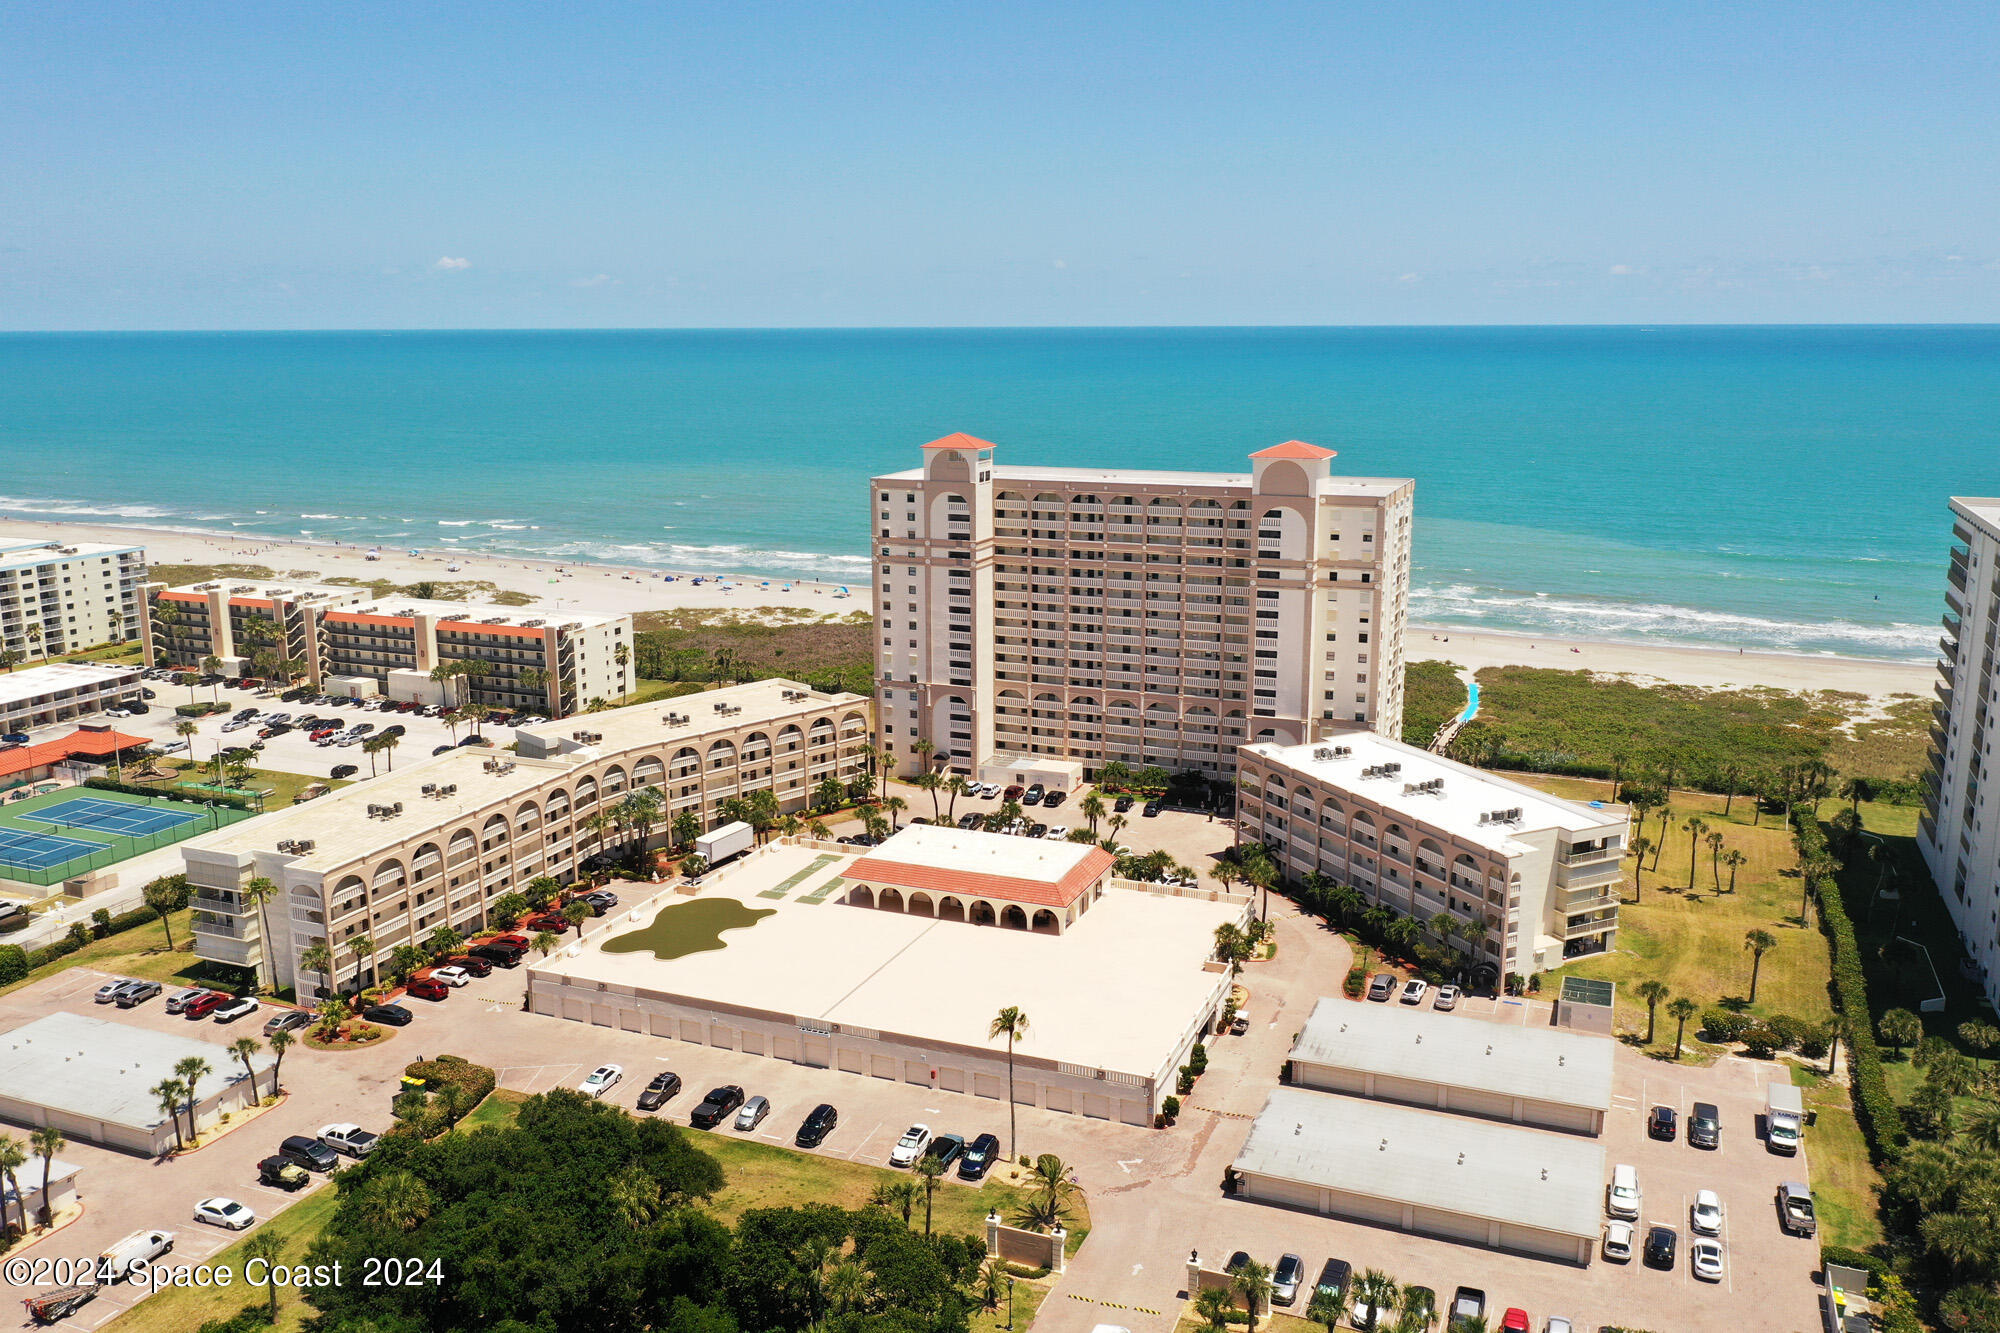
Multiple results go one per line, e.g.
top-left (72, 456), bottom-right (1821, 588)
top-left (2, 1), bottom-right (1995, 328)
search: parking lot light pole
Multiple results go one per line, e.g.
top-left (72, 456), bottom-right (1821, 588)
top-left (1006, 1276), bottom-right (1015, 1331)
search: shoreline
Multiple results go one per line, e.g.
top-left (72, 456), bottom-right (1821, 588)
top-left (0, 516), bottom-right (1936, 701)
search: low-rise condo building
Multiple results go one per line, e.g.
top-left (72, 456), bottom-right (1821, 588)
top-left (0, 538), bottom-right (147, 662)
top-left (869, 434), bottom-right (1413, 779)
top-left (146, 581), bottom-right (631, 718)
top-left (178, 679), bottom-right (871, 994)
top-left (0, 662), bottom-right (143, 731)
top-left (1235, 731), bottom-right (1626, 980)
top-left (1923, 498), bottom-right (2000, 1006)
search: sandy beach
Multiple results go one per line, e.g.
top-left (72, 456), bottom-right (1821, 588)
top-left (1, 517), bottom-right (1935, 701)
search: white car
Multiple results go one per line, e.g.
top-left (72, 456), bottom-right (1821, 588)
top-left (889, 1124), bottom-right (932, 1167)
top-left (318, 1123), bottom-right (381, 1157)
top-left (193, 1197), bottom-right (256, 1230)
top-left (1044, 825), bottom-right (1069, 840)
top-left (1691, 1188), bottom-right (1723, 1236)
top-left (105, 708), bottom-right (132, 719)
top-left (213, 997), bottom-right (260, 1023)
top-left (579, 1064), bottom-right (624, 1098)
top-left (1602, 1219), bottom-right (1634, 1262)
top-left (1432, 984), bottom-right (1460, 1012)
top-left (432, 965), bottom-right (472, 987)
top-left (1399, 978), bottom-right (1429, 1005)
top-left (1691, 1238), bottom-right (1724, 1282)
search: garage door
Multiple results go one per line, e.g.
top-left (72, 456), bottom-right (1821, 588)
top-left (938, 1066), bottom-right (966, 1092)
top-left (1246, 1175), bottom-right (1322, 1211)
top-left (1325, 1188), bottom-right (1405, 1228)
top-left (1498, 1222), bottom-right (1581, 1263)
top-left (562, 996), bottom-right (590, 1021)
top-left (1372, 1074), bottom-right (1439, 1108)
top-left (1297, 1063), bottom-right (1366, 1095)
top-left (904, 1061), bottom-right (932, 1086)
top-left (838, 1049), bottom-right (865, 1074)
top-left (1119, 1100), bottom-right (1148, 1126)
top-left (679, 1019), bottom-right (704, 1042)
top-left (1532, 1103), bottom-right (1600, 1135)
top-left (650, 1013), bottom-right (674, 1036)
top-left (708, 1023), bottom-right (735, 1049)
top-left (741, 1032), bottom-right (765, 1056)
top-left (533, 994), bottom-right (560, 1017)
top-left (1413, 1207), bottom-right (1492, 1246)
top-left (973, 1073), bottom-right (1004, 1100)
top-left (591, 1005), bottom-right (617, 1027)
top-left (1080, 1093), bottom-right (1112, 1120)
top-left (1044, 1086), bottom-right (1073, 1113)
top-left (870, 1054), bottom-right (897, 1080)
top-left (620, 1009), bottom-right (642, 1033)
top-left (1448, 1088), bottom-right (1515, 1122)
top-left (778, 1035), bottom-right (804, 1063)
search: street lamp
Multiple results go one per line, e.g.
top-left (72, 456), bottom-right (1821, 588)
top-left (1006, 1276), bottom-right (1015, 1331)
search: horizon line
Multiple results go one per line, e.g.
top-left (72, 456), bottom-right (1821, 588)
top-left (2, 321), bottom-right (1998, 335)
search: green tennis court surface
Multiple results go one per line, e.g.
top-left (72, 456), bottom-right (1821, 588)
top-left (0, 786), bottom-right (251, 885)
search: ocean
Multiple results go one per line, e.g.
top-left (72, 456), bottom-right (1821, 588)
top-left (2, 326), bottom-right (1995, 661)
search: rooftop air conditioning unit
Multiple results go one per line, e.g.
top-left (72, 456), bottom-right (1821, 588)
top-left (296, 840), bottom-right (313, 852)
top-left (1383, 762), bottom-right (1402, 775)
top-left (391, 802), bottom-right (403, 814)
top-left (1508, 806), bottom-right (1522, 821)
top-left (1403, 783), bottom-right (1418, 795)
top-left (1313, 747), bottom-right (1333, 761)
top-left (1332, 745), bottom-right (1352, 757)
top-left (1476, 813), bottom-right (1490, 825)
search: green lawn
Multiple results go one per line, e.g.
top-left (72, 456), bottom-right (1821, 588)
top-left (455, 1088), bottom-right (530, 1133)
top-left (103, 1183), bottom-right (341, 1333)
top-left (1793, 1064), bottom-right (1884, 1251)
top-left (0, 909), bottom-right (247, 1000)
top-left (973, 1277), bottom-right (1053, 1333)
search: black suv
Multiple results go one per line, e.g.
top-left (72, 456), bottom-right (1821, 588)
top-left (471, 944), bottom-right (526, 968)
top-left (278, 1135), bottom-right (340, 1173)
top-left (691, 1085), bottom-right (745, 1129)
top-left (1647, 1105), bottom-right (1677, 1140)
top-left (637, 1072), bottom-right (683, 1112)
top-left (796, 1103), bottom-right (839, 1147)
top-left (1689, 1101), bottom-right (1721, 1149)
top-left (957, 1133), bottom-right (1001, 1180)
top-left (1644, 1225), bottom-right (1678, 1269)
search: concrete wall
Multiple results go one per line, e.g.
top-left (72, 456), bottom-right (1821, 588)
top-left (1234, 1167), bottom-right (1593, 1266)
top-left (0, 1077), bottom-right (260, 1158)
top-left (1291, 1059), bottom-right (1604, 1136)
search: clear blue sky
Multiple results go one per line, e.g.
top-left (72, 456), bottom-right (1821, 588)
top-left (3, 1), bottom-right (1994, 328)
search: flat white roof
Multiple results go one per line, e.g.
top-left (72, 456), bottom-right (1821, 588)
top-left (0, 1012), bottom-right (270, 1132)
top-left (1235, 1088), bottom-right (1606, 1241)
top-left (0, 662), bottom-right (140, 707)
top-left (1289, 997), bottom-right (1615, 1111)
top-left (339, 596), bottom-right (627, 628)
top-left (159, 580), bottom-right (363, 603)
top-left (0, 539), bottom-right (141, 569)
top-left (874, 465), bottom-right (1408, 497)
top-left (533, 844), bottom-right (1240, 1078)
top-left (1953, 498), bottom-right (2000, 536)
top-left (863, 822), bottom-right (1095, 885)
top-left (1244, 731), bottom-right (1624, 852)
top-left (515, 677), bottom-right (868, 756)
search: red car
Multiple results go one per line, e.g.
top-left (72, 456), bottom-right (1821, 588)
top-left (1500, 1310), bottom-right (1529, 1333)
top-left (183, 991), bottom-right (226, 1019)
top-left (523, 913), bottom-right (569, 934)
top-left (488, 933), bottom-right (530, 951)
top-left (406, 978), bottom-right (449, 1002)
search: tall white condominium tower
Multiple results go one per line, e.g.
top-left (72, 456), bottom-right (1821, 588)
top-left (870, 434), bottom-right (1414, 780)
top-left (0, 538), bottom-right (147, 663)
top-left (1924, 497), bottom-right (2000, 1005)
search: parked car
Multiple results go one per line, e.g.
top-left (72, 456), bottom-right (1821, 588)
top-left (1689, 1100), bottom-right (1722, 1149)
top-left (116, 980), bottom-right (163, 1008)
top-left (470, 944), bottom-right (526, 968)
top-left (330, 764), bottom-right (359, 779)
top-left (1313, 1258), bottom-right (1352, 1304)
top-left (259, 1008), bottom-right (309, 1035)
top-left (1451, 1287), bottom-right (1486, 1329)
top-left (213, 997), bottom-right (260, 1023)
top-left (362, 1003), bottom-right (413, 1027)
top-left (584, 889), bottom-right (620, 909)
top-left (1399, 978), bottom-right (1429, 1005)
top-left (278, 1135), bottom-right (340, 1173)
top-left (525, 912), bottom-right (570, 933)
top-left (1544, 1319), bottom-right (1573, 1333)
top-left (578, 1064), bottom-right (625, 1098)
top-left (96, 979), bottom-right (136, 1004)
top-left (796, 1103), bottom-right (839, 1147)
top-left (1644, 1225), bottom-right (1678, 1269)
top-left (1691, 1189), bottom-right (1722, 1235)
top-left (405, 978), bottom-right (449, 1002)
top-left (1113, 794), bottom-right (1134, 812)
top-left (637, 1071), bottom-right (683, 1111)
top-left (1366, 973), bottom-right (1396, 1001)
top-left (691, 1085), bottom-right (746, 1128)
top-left (735, 1095), bottom-right (771, 1131)
top-left (433, 745), bottom-right (454, 756)
top-left (1691, 1238), bottom-right (1724, 1282)
top-left (445, 954), bottom-right (492, 978)
top-left (166, 986), bottom-right (210, 1014)
top-left (184, 991), bottom-right (227, 1019)
top-left (1224, 1251), bottom-right (1252, 1275)
top-left (1043, 788), bottom-right (1067, 807)
top-left (889, 1124), bottom-right (933, 1166)
top-left (1647, 1105), bottom-right (1678, 1140)
top-left (1002, 785), bottom-right (1024, 801)
top-left (958, 1132), bottom-right (1001, 1180)
top-left (258, 1155), bottom-right (310, 1191)
top-left (1272, 1254), bottom-right (1304, 1306)
top-left (432, 965), bottom-right (471, 987)
top-left (1607, 1163), bottom-right (1640, 1219)
top-left (1431, 984), bottom-right (1459, 1011)
top-left (1023, 783), bottom-right (1046, 805)
top-left (924, 1134), bottom-right (966, 1168)
top-left (193, 1197), bottom-right (256, 1231)
top-left (318, 1123), bottom-right (381, 1157)
top-left (1499, 1311), bottom-right (1529, 1333)
top-left (1142, 800), bottom-right (1162, 817)
top-left (100, 1229), bottom-right (176, 1282)
top-left (1777, 1181), bottom-right (1817, 1236)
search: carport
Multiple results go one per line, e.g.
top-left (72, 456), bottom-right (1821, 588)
top-left (1231, 1088), bottom-right (1605, 1266)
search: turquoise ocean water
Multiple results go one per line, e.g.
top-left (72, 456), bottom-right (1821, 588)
top-left (2, 327), bottom-right (1995, 661)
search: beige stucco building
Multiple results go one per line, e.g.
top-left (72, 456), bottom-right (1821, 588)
top-left (178, 679), bottom-right (871, 994)
top-left (146, 580), bottom-right (631, 718)
top-left (0, 538), bottom-right (147, 662)
top-left (1236, 731), bottom-right (1626, 980)
top-left (869, 434), bottom-right (1413, 779)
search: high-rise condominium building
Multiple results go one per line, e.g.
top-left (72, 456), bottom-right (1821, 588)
top-left (870, 434), bottom-right (1413, 780)
top-left (1923, 497), bottom-right (2000, 1005)
top-left (0, 539), bottom-right (147, 663)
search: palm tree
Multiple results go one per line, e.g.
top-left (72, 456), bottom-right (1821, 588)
top-left (1879, 1007), bottom-right (1923, 1059)
top-left (151, 1078), bottom-right (187, 1151)
top-left (915, 1153), bottom-right (948, 1234)
top-left (532, 930), bottom-right (560, 958)
top-left (884, 795), bottom-right (907, 830)
top-left (1079, 792), bottom-right (1106, 835)
top-left (1682, 816), bottom-right (1707, 890)
top-left (1018, 1153), bottom-right (1078, 1230)
top-left (201, 655), bottom-right (224, 700)
top-left (1960, 1020), bottom-right (2000, 1068)
top-left (347, 933), bottom-right (375, 989)
top-left (313, 996), bottom-right (348, 1040)
top-left (298, 942), bottom-right (334, 1000)
top-left (243, 1230), bottom-right (286, 1319)
top-left (174, 718), bottom-right (199, 762)
top-left (173, 1056), bottom-right (211, 1144)
top-left (1722, 848), bottom-right (1746, 894)
top-left (1350, 1268), bottom-right (1399, 1333)
top-left (1636, 979), bottom-right (1670, 1044)
top-left (1108, 812), bottom-right (1128, 844)
top-left (1963, 1102), bottom-right (2000, 1154)
top-left (612, 643), bottom-right (631, 702)
top-left (912, 769), bottom-right (944, 822)
top-left (1743, 929), bottom-right (1778, 1003)
top-left (1628, 837), bottom-right (1652, 903)
top-left (679, 853), bottom-right (709, 880)
top-left (562, 900), bottom-right (593, 935)
top-left (378, 731), bottom-right (400, 771)
top-left (1705, 830), bottom-right (1725, 893)
top-left (1233, 1258), bottom-right (1275, 1332)
top-left (1194, 1287), bottom-right (1234, 1333)
top-left (944, 775), bottom-right (969, 822)
top-left (870, 1176), bottom-right (922, 1225)
top-left (427, 924), bottom-right (464, 958)
top-left (27, 1126), bottom-right (64, 1227)
top-left (0, 1134), bottom-right (26, 1236)
top-left (1307, 1285), bottom-right (1350, 1333)
top-left (1841, 775), bottom-right (1876, 813)
top-left (143, 875), bottom-right (189, 952)
top-left (242, 876), bottom-right (280, 991)
top-left (991, 1005), bottom-right (1030, 1160)
top-left (267, 1028), bottom-right (294, 1094)
top-left (230, 1035), bottom-right (263, 1097)
top-left (1651, 809), bottom-right (1670, 869)
top-left (1667, 997), bottom-right (1698, 1060)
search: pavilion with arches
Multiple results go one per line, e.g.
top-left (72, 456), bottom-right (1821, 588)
top-left (843, 823), bottom-right (1116, 936)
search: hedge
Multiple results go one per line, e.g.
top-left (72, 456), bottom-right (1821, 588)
top-left (0, 944), bottom-right (27, 986)
top-left (398, 1054), bottom-right (497, 1135)
top-left (1795, 810), bottom-right (1905, 1159)
top-left (22, 903), bottom-right (163, 970)
top-left (1819, 1246), bottom-right (1884, 1287)
top-left (85, 776), bottom-right (252, 810)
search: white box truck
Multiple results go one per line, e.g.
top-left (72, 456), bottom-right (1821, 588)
top-left (1767, 1081), bottom-right (1804, 1155)
top-left (695, 821), bottom-right (754, 867)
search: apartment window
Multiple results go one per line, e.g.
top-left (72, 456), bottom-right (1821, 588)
top-left (1358, 632), bottom-right (1369, 643)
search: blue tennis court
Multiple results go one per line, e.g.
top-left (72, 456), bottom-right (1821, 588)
top-left (17, 796), bottom-right (204, 837)
top-left (0, 825), bottom-right (111, 871)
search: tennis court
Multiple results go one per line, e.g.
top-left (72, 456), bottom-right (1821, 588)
top-left (18, 795), bottom-right (204, 837)
top-left (0, 785), bottom-right (251, 885)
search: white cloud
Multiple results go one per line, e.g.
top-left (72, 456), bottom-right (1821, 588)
top-left (570, 273), bottom-right (615, 288)
top-left (1051, 258), bottom-right (1067, 269)
top-left (1609, 264), bottom-right (1635, 275)
top-left (1396, 272), bottom-right (1422, 284)
top-left (433, 256), bottom-right (471, 271)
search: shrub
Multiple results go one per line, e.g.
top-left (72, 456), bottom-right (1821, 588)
top-left (1739, 1025), bottom-right (1781, 1059)
top-left (1767, 1013), bottom-right (1812, 1051)
top-left (0, 944), bottom-right (27, 986)
top-left (91, 907), bottom-right (113, 937)
top-left (1161, 1095), bottom-right (1181, 1120)
top-left (1343, 965), bottom-right (1368, 998)
top-left (397, 1054), bottom-right (496, 1133)
top-left (85, 776), bottom-right (251, 810)
top-left (1701, 1007), bottom-right (1750, 1043)
top-left (64, 922), bottom-right (90, 950)
top-left (1189, 1042), bottom-right (1209, 1075)
top-left (1818, 1246), bottom-right (1884, 1286)
top-left (1796, 1026), bottom-right (1831, 1060)
top-left (1176, 1068), bottom-right (1196, 1096)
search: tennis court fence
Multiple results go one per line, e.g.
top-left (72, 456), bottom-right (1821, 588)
top-left (0, 805), bottom-right (256, 887)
